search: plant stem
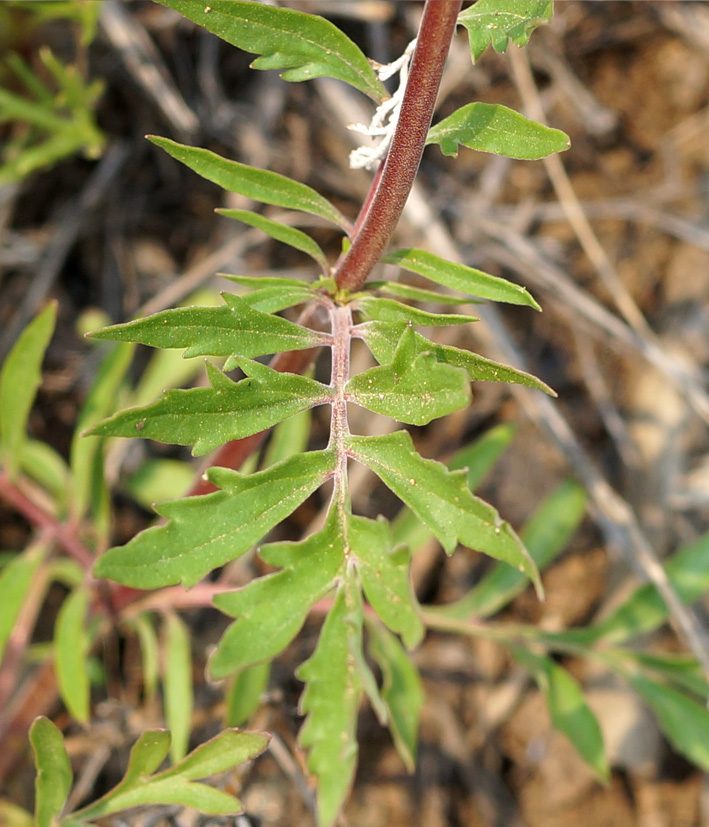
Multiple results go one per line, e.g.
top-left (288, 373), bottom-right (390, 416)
top-left (328, 303), bottom-right (352, 515)
top-left (334, 0), bottom-right (462, 292)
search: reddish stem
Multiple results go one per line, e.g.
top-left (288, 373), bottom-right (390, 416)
top-left (0, 471), bottom-right (94, 570)
top-left (334, 0), bottom-right (462, 291)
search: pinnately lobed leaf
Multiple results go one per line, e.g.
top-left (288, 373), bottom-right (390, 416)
top-left (346, 325), bottom-right (471, 426)
top-left (88, 293), bottom-right (324, 359)
top-left (458, 0), bottom-right (554, 62)
top-left (156, 0), bottom-right (387, 103)
top-left (90, 360), bottom-right (331, 456)
top-left (94, 450), bottom-right (335, 588)
top-left (348, 431), bottom-right (542, 596)
top-left (427, 102), bottom-right (570, 159)
top-left (149, 136), bottom-right (351, 230)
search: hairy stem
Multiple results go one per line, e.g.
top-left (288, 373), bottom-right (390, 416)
top-left (328, 303), bottom-right (352, 515)
top-left (334, 0), bottom-right (462, 291)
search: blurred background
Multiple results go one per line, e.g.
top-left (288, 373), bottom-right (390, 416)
top-left (2, 2), bottom-right (709, 825)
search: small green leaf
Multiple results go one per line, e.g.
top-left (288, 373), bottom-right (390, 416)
top-left (29, 717), bottom-right (72, 827)
top-left (591, 531), bottom-right (709, 643)
top-left (439, 481), bottom-right (586, 619)
top-left (225, 663), bottom-right (271, 727)
top-left (117, 730), bottom-right (171, 788)
top-left (0, 302), bottom-right (56, 479)
top-left (94, 450), bottom-right (334, 588)
top-left (458, 0), bottom-right (553, 62)
top-left (348, 431), bottom-right (542, 595)
top-left (347, 326), bottom-right (471, 426)
top-left (157, 0), bottom-right (387, 103)
top-left (427, 102), bottom-right (569, 159)
top-left (212, 508), bottom-right (344, 678)
top-left (54, 587), bottom-right (91, 722)
top-left (149, 136), bottom-right (350, 231)
top-left (629, 674), bottom-right (709, 770)
top-left (355, 296), bottom-right (478, 327)
top-left (91, 360), bottom-right (330, 456)
top-left (73, 729), bottom-right (268, 821)
top-left (217, 209), bottom-right (329, 272)
top-left (297, 587), bottom-right (362, 827)
top-left (126, 459), bottom-right (194, 509)
top-left (366, 620), bottom-right (424, 772)
top-left (0, 544), bottom-right (46, 663)
top-left (362, 322), bottom-right (554, 394)
top-left (0, 799), bottom-right (32, 827)
top-left (369, 280), bottom-right (471, 306)
top-left (382, 248), bottom-right (540, 308)
top-left (163, 612), bottom-right (193, 763)
top-left (512, 648), bottom-right (609, 780)
top-left (89, 293), bottom-right (323, 359)
top-left (350, 513), bottom-right (423, 648)
top-left (236, 285), bottom-right (317, 314)
top-left (70, 341), bottom-right (134, 520)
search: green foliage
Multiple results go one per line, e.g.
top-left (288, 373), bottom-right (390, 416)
top-left (29, 719), bottom-right (269, 825)
top-left (426, 102), bottom-right (570, 159)
top-left (156, 0), bottom-right (387, 103)
top-left (458, 0), bottom-right (554, 62)
top-left (5, 3), bottom-right (709, 827)
top-left (0, 302), bottom-right (56, 479)
top-left (0, 14), bottom-right (104, 184)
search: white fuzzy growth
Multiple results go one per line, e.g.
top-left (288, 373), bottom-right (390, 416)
top-left (348, 39), bottom-right (417, 171)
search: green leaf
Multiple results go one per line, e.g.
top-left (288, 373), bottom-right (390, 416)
top-left (117, 730), bottom-right (171, 788)
top-left (623, 652), bottom-right (708, 700)
top-left (347, 326), bottom-right (471, 426)
top-left (0, 302), bottom-right (56, 479)
top-left (157, 0), bottom-right (387, 103)
top-left (439, 481), bottom-right (586, 619)
top-left (29, 717), bottom-right (72, 827)
top-left (427, 102), bottom-right (570, 159)
top-left (348, 431), bottom-right (542, 596)
top-left (362, 322), bottom-right (554, 394)
top-left (54, 587), bottom-right (91, 722)
top-left (225, 662), bottom-right (271, 727)
top-left (0, 544), bottom-right (46, 663)
top-left (629, 674), bottom-right (709, 770)
top-left (70, 342), bottom-right (134, 521)
top-left (0, 799), bottom-right (32, 827)
top-left (234, 285), bottom-right (317, 315)
top-left (263, 407), bottom-right (311, 467)
top-left (19, 440), bottom-right (70, 512)
top-left (297, 586), bottom-right (362, 827)
top-left (382, 248), bottom-right (540, 308)
top-left (369, 280), bottom-right (472, 306)
top-left (126, 459), bottom-right (194, 510)
top-left (391, 424), bottom-right (517, 552)
top-left (355, 296), bottom-right (478, 327)
top-left (458, 0), bottom-right (553, 62)
top-left (74, 730), bottom-right (268, 820)
top-left (88, 293), bottom-right (323, 359)
top-left (350, 512), bottom-right (424, 649)
top-left (512, 648), bottom-right (609, 781)
top-left (94, 450), bottom-right (334, 588)
top-left (149, 136), bottom-right (350, 231)
top-left (91, 360), bottom-right (330, 456)
top-left (366, 620), bottom-right (424, 772)
top-left (217, 209), bottom-right (329, 272)
top-left (131, 613), bottom-right (160, 702)
top-left (211, 508), bottom-right (345, 678)
top-left (163, 612), bottom-right (193, 763)
top-left (591, 531), bottom-right (709, 644)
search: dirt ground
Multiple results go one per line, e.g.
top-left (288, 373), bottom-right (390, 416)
top-left (2, 2), bottom-right (709, 826)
